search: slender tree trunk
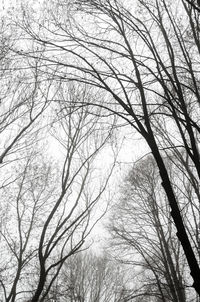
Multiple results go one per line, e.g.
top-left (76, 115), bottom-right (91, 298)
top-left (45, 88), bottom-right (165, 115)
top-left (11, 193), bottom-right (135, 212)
top-left (148, 137), bottom-right (200, 296)
top-left (31, 265), bottom-right (46, 302)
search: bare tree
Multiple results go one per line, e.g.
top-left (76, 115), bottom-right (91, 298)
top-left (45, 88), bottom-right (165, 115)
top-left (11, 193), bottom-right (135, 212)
top-left (0, 38), bottom-right (52, 167)
top-left (15, 0), bottom-right (200, 295)
top-left (109, 156), bottom-right (191, 301)
top-left (184, 0), bottom-right (200, 13)
top-left (53, 251), bottom-right (131, 302)
top-left (0, 151), bottom-right (56, 302)
top-left (0, 85), bottom-right (116, 302)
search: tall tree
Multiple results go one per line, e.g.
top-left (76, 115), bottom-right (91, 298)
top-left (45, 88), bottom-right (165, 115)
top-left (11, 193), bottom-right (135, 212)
top-left (0, 85), bottom-right (115, 302)
top-left (16, 0), bottom-right (200, 295)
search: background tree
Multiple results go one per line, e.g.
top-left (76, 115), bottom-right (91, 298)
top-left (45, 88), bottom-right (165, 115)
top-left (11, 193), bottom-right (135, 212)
top-left (109, 156), bottom-right (192, 302)
top-left (50, 251), bottom-right (132, 302)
